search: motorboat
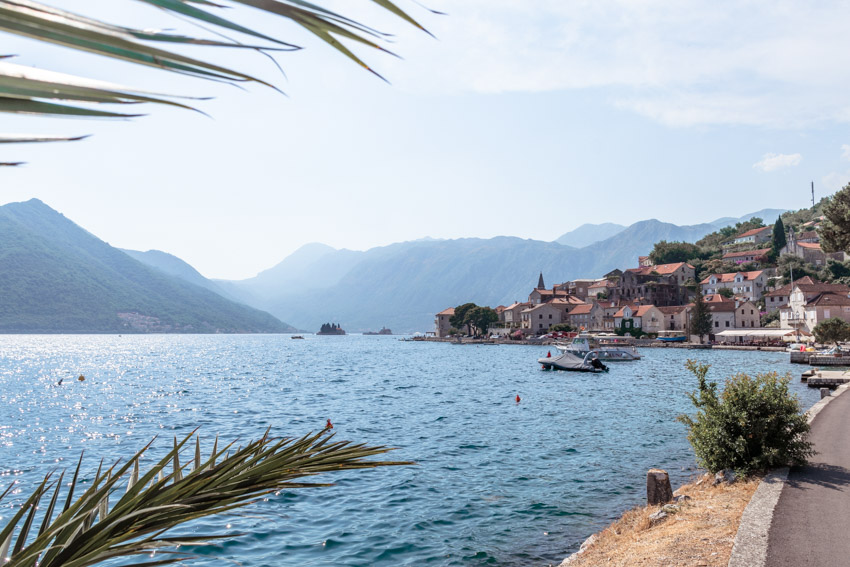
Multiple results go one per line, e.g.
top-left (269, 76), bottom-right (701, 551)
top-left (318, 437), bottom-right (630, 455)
top-left (555, 335), bottom-right (642, 361)
top-left (538, 350), bottom-right (609, 372)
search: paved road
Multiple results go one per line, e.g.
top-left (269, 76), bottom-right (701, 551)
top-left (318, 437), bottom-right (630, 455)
top-left (766, 390), bottom-right (850, 567)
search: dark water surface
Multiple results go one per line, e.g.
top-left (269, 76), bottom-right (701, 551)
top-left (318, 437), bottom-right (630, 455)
top-left (0, 335), bottom-right (817, 566)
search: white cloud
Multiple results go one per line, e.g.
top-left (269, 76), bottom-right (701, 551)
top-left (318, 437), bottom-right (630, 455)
top-left (390, 0), bottom-right (850, 127)
top-left (842, 144), bottom-right (850, 161)
top-left (823, 170), bottom-right (850, 192)
top-left (753, 153), bottom-right (802, 172)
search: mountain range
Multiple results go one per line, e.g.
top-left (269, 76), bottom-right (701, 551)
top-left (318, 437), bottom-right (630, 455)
top-left (0, 199), bottom-right (784, 334)
top-left (0, 199), bottom-right (295, 333)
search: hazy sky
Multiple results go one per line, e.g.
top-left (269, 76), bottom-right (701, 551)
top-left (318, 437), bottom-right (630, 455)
top-left (4, 1), bottom-right (850, 280)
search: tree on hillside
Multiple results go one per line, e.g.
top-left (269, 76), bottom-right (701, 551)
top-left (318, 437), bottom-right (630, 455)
top-left (778, 255), bottom-right (821, 284)
top-left (821, 183), bottom-right (850, 253)
top-left (691, 290), bottom-right (713, 344)
top-left (649, 241), bottom-right (703, 265)
top-left (813, 317), bottom-right (850, 345)
top-left (772, 216), bottom-right (787, 252)
top-left (0, 1), bottom-right (430, 165)
top-left (718, 288), bottom-right (734, 298)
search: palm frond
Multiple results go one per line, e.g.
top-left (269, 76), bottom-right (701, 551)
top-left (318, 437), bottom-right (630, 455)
top-left (0, 429), bottom-right (411, 567)
top-left (0, 0), bottom-right (431, 163)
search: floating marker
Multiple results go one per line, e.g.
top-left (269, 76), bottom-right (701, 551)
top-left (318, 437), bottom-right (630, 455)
top-left (326, 419), bottom-right (333, 429)
top-left (78, 374), bottom-right (85, 381)
top-left (516, 395), bottom-right (521, 403)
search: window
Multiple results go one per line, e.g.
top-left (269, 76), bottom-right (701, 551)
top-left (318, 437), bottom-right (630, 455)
top-left (539, 314), bottom-right (542, 319)
top-left (548, 314), bottom-right (552, 319)
top-left (751, 321), bottom-right (755, 327)
top-left (715, 321), bottom-right (719, 328)
top-left (726, 321), bottom-right (730, 327)
top-left (751, 310), bottom-right (754, 315)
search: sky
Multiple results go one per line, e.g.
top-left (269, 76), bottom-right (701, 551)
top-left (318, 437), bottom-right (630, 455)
top-left (4, 1), bottom-right (850, 280)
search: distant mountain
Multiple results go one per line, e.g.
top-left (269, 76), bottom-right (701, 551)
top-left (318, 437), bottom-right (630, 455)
top-left (0, 199), bottom-right (295, 333)
top-left (122, 249), bottom-right (227, 296)
top-left (221, 209), bottom-right (787, 333)
top-left (554, 223), bottom-right (626, 247)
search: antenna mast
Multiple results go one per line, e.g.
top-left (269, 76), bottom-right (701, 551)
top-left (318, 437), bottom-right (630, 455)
top-left (812, 181), bottom-right (815, 209)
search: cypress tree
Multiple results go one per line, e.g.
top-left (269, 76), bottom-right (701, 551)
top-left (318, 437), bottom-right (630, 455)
top-left (773, 216), bottom-right (787, 252)
top-left (691, 290), bottom-right (713, 344)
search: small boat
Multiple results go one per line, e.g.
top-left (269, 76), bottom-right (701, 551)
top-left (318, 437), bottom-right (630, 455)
top-left (291, 335), bottom-right (304, 340)
top-left (556, 335), bottom-right (641, 361)
top-left (538, 350), bottom-right (609, 372)
top-left (656, 331), bottom-right (687, 342)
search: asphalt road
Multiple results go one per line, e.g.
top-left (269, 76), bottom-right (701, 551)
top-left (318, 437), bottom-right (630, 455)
top-left (766, 389), bottom-right (850, 567)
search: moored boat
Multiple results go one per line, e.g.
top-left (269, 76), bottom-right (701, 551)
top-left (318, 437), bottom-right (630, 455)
top-left (556, 335), bottom-right (642, 361)
top-left (538, 350), bottom-right (609, 372)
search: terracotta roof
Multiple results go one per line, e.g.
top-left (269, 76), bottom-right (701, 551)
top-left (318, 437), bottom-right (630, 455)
top-left (808, 292), bottom-right (850, 307)
top-left (796, 282), bottom-right (850, 296)
top-left (625, 262), bottom-right (693, 276)
top-left (766, 277), bottom-right (816, 297)
top-left (703, 294), bottom-right (735, 303)
top-left (437, 308), bottom-right (455, 316)
top-left (722, 248), bottom-right (772, 259)
top-left (568, 304), bottom-right (594, 315)
top-left (735, 226), bottom-right (771, 238)
top-left (504, 302), bottom-right (531, 310)
top-left (797, 241), bottom-right (821, 250)
top-left (551, 296), bottom-right (587, 305)
top-left (657, 305), bottom-right (688, 315)
top-left (707, 303), bottom-right (736, 313)
top-left (700, 270), bottom-right (765, 284)
top-left (634, 305), bottom-right (657, 317)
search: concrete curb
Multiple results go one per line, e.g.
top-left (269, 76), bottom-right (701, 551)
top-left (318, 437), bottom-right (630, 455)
top-left (727, 383), bottom-right (850, 567)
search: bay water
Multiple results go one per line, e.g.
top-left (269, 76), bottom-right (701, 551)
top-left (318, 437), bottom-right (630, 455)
top-left (0, 335), bottom-right (818, 566)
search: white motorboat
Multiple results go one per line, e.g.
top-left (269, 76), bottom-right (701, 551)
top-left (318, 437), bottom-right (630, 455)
top-left (538, 350), bottom-right (609, 372)
top-left (555, 336), bottom-right (642, 361)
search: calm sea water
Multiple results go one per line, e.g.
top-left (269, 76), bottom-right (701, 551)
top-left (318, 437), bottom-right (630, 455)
top-left (0, 335), bottom-right (818, 566)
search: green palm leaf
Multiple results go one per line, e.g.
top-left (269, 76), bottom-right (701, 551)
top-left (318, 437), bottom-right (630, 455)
top-left (0, 0), bottom-right (433, 163)
top-left (0, 429), bottom-right (411, 566)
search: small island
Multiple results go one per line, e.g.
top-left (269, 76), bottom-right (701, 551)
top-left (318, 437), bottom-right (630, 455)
top-left (317, 322), bottom-right (346, 335)
top-left (364, 327), bottom-right (393, 335)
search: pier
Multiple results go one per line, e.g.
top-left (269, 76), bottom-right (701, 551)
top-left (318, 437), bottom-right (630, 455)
top-left (801, 369), bottom-right (850, 388)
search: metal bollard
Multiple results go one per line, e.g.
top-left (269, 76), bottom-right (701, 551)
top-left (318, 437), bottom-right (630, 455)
top-left (821, 387), bottom-right (831, 399)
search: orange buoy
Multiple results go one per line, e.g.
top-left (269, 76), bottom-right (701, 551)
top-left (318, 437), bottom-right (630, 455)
top-left (516, 394), bottom-right (521, 403)
top-left (326, 419), bottom-right (333, 429)
top-left (546, 351), bottom-right (551, 358)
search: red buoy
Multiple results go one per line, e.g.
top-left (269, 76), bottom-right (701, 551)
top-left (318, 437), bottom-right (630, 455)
top-left (516, 394), bottom-right (521, 403)
top-left (326, 419), bottom-right (333, 429)
top-left (546, 351), bottom-right (551, 358)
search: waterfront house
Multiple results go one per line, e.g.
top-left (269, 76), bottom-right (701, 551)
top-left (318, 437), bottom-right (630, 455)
top-left (521, 302), bottom-right (565, 334)
top-left (700, 270), bottom-right (771, 301)
top-left (722, 248), bottom-right (772, 266)
top-left (779, 281), bottom-right (850, 332)
top-left (613, 304), bottom-right (664, 334)
top-left (566, 303), bottom-right (604, 331)
top-left (435, 307), bottom-right (455, 338)
top-left (528, 287), bottom-right (571, 304)
top-left (656, 305), bottom-right (691, 331)
top-left (500, 302), bottom-right (531, 328)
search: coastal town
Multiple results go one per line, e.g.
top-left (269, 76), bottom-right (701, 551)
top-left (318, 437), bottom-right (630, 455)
top-left (435, 211), bottom-right (850, 345)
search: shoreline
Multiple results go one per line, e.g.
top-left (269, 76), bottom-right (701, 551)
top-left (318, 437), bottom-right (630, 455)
top-left (419, 336), bottom-right (787, 352)
top-left (559, 383), bottom-right (849, 566)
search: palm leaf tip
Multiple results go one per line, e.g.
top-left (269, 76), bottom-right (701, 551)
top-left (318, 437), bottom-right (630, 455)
top-left (1, 428), bottom-right (409, 566)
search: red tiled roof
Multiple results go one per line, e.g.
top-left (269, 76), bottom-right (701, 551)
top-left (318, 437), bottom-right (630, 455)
top-left (707, 303), bottom-right (736, 313)
top-left (703, 294), bottom-right (735, 303)
top-left (735, 226), bottom-right (771, 238)
top-left (722, 248), bottom-right (771, 259)
top-left (634, 305), bottom-right (657, 317)
top-left (766, 277), bottom-right (816, 297)
top-left (625, 262), bottom-right (693, 276)
top-left (657, 305), bottom-right (688, 315)
top-left (797, 242), bottom-right (821, 250)
top-left (437, 308), bottom-right (455, 316)
top-left (568, 304), bottom-right (594, 315)
top-left (808, 293), bottom-right (850, 307)
top-left (700, 270), bottom-right (765, 284)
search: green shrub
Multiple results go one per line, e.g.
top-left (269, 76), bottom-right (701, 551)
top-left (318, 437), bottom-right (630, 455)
top-left (677, 360), bottom-right (815, 476)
